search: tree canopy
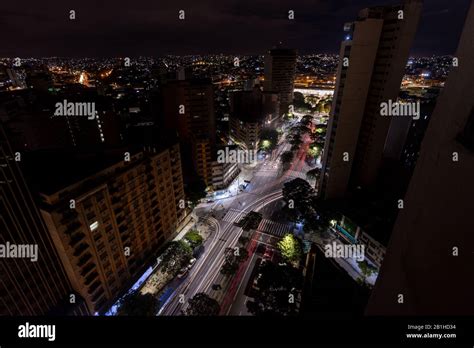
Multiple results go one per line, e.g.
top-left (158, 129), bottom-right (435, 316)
top-left (260, 128), bottom-right (279, 150)
top-left (220, 247), bottom-right (249, 275)
top-left (277, 234), bottom-right (302, 264)
top-left (160, 240), bottom-right (193, 275)
top-left (185, 293), bottom-right (220, 316)
top-left (247, 261), bottom-right (302, 316)
top-left (184, 230), bottom-right (203, 248)
top-left (117, 292), bottom-right (159, 316)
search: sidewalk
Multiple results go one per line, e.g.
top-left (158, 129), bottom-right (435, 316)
top-left (173, 213), bottom-right (197, 241)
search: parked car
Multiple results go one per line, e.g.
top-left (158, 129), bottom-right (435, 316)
top-left (177, 267), bottom-right (189, 279)
top-left (188, 258), bottom-right (197, 269)
top-left (263, 248), bottom-right (274, 260)
top-left (212, 284), bottom-right (222, 291)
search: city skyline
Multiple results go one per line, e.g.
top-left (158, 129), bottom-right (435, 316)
top-left (0, 0), bottom-right (473, 345)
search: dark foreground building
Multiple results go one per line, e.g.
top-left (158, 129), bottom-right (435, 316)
top-left (368, 1), bottom-right (474, 315)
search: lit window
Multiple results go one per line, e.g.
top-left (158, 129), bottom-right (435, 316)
top-left (90, 221), bottom-right (99, 231)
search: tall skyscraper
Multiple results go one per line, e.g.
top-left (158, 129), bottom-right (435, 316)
top-left (368, 1), bottom-right (474, 315)
top-left (0, 125), bottom-right (88, 315)
top-left (319, 0), bottom-right (423, 199)
top-left (263, 48), bottom-right (297, 116)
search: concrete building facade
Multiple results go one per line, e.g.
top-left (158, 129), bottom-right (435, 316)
top-left (319, 0), bottom-right (423, 199)
top-left (368, 1), bottom-right (474, 315)
top-left (38, 145), bottom-right (186, 314)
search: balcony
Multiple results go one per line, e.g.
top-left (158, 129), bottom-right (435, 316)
top-left (77, 252), bottom-right (92, 268)
top-left (64, 221), bottom-right (82, 234)
top-left (60, 210), bottom-right (79, 225)
top-left (69, 232), bottom-right (86, 247)
top-left (73, 242), bottom-right (88, 257)
top-left (87, 280), bottom-right (101, 295)
top-left (81, 263), bottom-right (95, 278)
top-left (84, 270), bottom-right (98, 286)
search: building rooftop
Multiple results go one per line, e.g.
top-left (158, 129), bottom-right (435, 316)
top-left (21, 149), bottom-right (130, 195)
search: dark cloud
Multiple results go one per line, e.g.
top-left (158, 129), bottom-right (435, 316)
top-left (0, 0), bottom-right (471, 57)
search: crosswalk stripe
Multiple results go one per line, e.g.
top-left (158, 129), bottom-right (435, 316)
top-left (222, 211), bottom-right (293, 237)
top-left (257, 218), bottom-right (292, 237)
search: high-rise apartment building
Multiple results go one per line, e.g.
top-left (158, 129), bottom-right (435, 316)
top-left (0, 125), bottom-right (89, 315)
top-left (162, 78), bottom-right (216, 184)
top-left (263, 48), bottom-right (297, 116)
top-left (32, 144), bottom-right (186, 314)
top-left (319, 0), bottom-right (423, 199)
top-left (162, 78), bottom-right (216, 146)
top-left (191, 136), bottom-right (213, 186)
top-left (368, 1), bottom-right (474, 315)
top-left (211, 158), bottom-right (240, 191)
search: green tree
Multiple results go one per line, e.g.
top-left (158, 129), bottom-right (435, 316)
top-left (247, 262), bottom-right (302, 316)
top-left (301, 115), bottom-right (313, 127)
top-left (306, 167), bottom-right (321, 181)
top-left (281, 204), bottom-right (304, 224)
top-left (238, 236), bottom-right (250, 245)
top-left (307, 146), bottom-right (319, 160)
top-left (220, 259), bottom-right (239, 275)
top-left (357, 260), bottom-right (376, 286)
top-left (236, 247), bottom-right (249, 263)
top-left (260, 128), bottom-right (279, 150)
top-left (184, 230), bottom-right (203, 248)
top-left (316, 101), bottom-right (325, 113)
top-left (236, 211), bottom-right (262, 230)
top-left (321, 101), bottom-right (331, 114)
top-left (117, 292), bottom-right (159, 316)
top-left (220, 247), bottom-right (249, 275)
top-left (277, 234), bottom-right (302, 264)
top-left (282, 178), bottom-right (315, 207)
top-left (185, 293), bottom-right (220, 316)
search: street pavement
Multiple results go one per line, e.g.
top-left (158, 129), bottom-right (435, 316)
top-left (159, 117), bottom-right (318, 316)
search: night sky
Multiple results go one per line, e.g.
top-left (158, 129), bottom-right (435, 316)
top-left (1, 0), bottom-right (471, 57)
